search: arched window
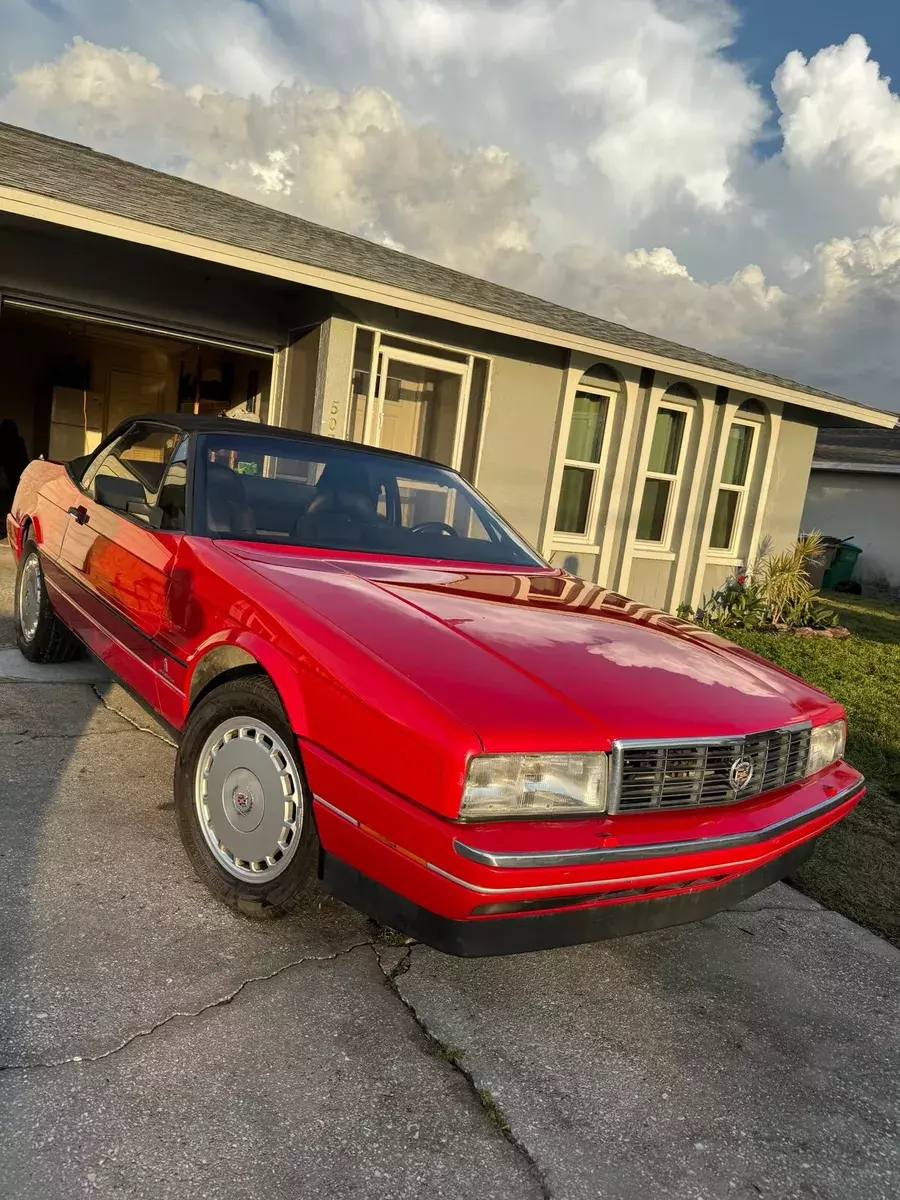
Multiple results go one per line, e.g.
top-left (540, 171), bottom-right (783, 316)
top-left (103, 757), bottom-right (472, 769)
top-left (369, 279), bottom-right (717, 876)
top-left (553, 365), bottom-right (620, 538)
top-left (709, 399), bottom-right (766, 552)
top-left (636, 384), bottom-right (697, 545)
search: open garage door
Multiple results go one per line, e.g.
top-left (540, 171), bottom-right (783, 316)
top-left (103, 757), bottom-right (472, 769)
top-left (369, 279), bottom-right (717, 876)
top-left (0, 298), bottom-right (275, 469)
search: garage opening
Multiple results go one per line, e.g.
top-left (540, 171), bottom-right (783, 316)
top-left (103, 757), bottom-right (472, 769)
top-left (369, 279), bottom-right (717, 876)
top-left (0, 301), bottom-right (275, 528)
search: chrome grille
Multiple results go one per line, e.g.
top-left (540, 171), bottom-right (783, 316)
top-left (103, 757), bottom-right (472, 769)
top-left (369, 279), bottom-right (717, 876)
top-left (610, 725), bottom-right (812, 814)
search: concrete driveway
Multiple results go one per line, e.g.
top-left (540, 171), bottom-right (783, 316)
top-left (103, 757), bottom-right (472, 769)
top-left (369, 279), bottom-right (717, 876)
top-left (0, 542), bottom-right (897, 1200)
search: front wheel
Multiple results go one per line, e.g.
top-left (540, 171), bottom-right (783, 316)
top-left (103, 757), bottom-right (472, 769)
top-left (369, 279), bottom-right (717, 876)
top-left (15, 540), bottom-right (81, 663)
top-left (174, 675), bottom-right (319, 916)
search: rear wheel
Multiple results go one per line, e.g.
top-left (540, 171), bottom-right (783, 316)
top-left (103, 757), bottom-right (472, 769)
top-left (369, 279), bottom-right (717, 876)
top-left (174, 675), bottom-right (319, 916)
top-left (15, 540), bottom-right (81, 663)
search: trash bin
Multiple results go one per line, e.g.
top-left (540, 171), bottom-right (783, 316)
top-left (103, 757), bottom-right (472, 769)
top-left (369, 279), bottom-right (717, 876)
top-left (807, 537), bottom-right (841, 589)
top-left (823, 542), bottom-right (862, 591)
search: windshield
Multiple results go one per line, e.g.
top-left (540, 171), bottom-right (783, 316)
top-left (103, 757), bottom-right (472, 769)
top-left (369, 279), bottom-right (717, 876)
top-left (195, 433), bottom-right (545, 567)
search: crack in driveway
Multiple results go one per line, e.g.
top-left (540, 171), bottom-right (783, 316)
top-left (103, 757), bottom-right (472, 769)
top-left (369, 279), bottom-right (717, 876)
top-left (90, 684), bottom-right (178, 747)
top-left (0, 941), bottom-right (374, 1072)
top-left (373, 943), bottom-right (553, 1200)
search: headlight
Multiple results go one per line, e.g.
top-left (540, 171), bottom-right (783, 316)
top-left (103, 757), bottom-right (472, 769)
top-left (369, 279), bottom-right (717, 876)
top-left (459, 753), bottom-right (608, 821)
top-left (806, 719), bottom-right (847, 776)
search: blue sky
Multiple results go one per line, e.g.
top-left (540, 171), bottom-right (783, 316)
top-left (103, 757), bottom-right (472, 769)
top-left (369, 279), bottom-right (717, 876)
top-left (2, 0), bottom-right (900, 408)
top-left (730, 0), bottom-right (899, 101)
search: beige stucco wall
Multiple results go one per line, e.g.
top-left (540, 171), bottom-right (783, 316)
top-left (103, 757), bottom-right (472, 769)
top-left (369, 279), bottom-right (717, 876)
top-left (757, 413), bottom-right (818, 554)
top-left (549, 550), bottom-right (600, 580)
top-left (803, 471), bottom-right (900, 588)
top-left (476, 352), bottom-right (567, 543)
top-left (628, 558), bottom-right (675, 609)
top-left (701, 561), bottom-right (734, 603)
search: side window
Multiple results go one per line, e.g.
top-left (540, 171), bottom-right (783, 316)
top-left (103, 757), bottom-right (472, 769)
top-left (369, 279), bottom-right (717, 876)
top-left (86, 425), bottom-right (182, 524)
top-left (157, 438), bottom-right (190, 531)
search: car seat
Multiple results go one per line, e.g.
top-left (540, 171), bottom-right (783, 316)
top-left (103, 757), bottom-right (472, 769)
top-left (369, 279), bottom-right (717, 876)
top-left (205, 461), bottom-right (257, 537)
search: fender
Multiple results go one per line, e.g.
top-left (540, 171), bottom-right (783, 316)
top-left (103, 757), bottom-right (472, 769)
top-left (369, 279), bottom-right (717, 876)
top-left (182, 629), bottom-right (310, 735)
top-left (10, 511), bottom-right (41, 556)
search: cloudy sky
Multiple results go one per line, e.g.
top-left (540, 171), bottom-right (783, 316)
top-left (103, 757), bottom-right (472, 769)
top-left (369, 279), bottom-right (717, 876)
top-left (3, 0), bottom-right (900, 410)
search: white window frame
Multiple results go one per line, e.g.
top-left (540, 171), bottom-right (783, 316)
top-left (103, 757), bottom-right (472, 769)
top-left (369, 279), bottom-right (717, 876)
top-left (707, 415), bottom-right (761, 559)
top-left (365, 346), bottom-right (471, 469)
top-left (634, 400), bottom-right (693, 552)
top-left (347, 327), bottom-right (483, 473)
top-left (551, 383), bottom-right (618, 547)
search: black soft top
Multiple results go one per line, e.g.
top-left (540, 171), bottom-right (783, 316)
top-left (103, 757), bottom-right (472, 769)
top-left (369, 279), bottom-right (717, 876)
top-left (111, 412), bottom-right (448, 471)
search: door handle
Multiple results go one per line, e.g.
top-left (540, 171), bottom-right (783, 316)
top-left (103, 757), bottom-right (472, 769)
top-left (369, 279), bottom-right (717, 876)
top-left (67, 505), bottom-right (90, 526)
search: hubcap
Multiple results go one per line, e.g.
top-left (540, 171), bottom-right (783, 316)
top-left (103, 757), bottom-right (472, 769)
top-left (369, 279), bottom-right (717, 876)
top-left (18, 554), bottom-right (42, 642)
top-left (194, 718), bottom-right (303, 882)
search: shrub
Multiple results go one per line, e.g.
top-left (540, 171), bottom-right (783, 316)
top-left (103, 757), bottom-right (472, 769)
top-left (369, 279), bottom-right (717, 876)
top-left (756, 532), bottom-right (825, 625)
top-left (686, 532), bottom-right (838, 632)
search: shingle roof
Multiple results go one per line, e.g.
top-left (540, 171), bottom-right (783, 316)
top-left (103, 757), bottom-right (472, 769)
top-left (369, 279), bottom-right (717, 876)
top-left (0, 121), bottom-right (894, 422)
top-left (813, 426), bottom-right (900, 471)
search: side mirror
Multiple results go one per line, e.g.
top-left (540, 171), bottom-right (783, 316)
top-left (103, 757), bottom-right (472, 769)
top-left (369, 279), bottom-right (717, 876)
top-left (125, 499), bottom-right (164, 529)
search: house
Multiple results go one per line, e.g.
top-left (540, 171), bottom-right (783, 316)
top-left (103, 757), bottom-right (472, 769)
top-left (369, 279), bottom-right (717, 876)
top-left (802, 427), bottom-right (900, 593)
top-left (0, 121), bottom-right (896, 613)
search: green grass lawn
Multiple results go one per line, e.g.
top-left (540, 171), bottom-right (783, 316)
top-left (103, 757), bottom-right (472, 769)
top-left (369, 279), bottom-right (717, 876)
top-left (725, 594), bottom-right (900, 946)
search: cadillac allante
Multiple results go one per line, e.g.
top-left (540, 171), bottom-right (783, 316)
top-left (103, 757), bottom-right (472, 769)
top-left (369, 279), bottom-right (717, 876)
top-left (7, 414), bottom-right (863, 955)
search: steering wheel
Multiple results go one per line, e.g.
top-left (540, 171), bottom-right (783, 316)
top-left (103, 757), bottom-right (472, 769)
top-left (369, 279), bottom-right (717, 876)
top-left (409, 521), bottom-right (460, 538)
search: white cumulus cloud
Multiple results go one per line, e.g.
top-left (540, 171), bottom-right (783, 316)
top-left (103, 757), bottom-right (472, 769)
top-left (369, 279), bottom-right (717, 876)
top-left (1, 3), bottom-right (900, 412)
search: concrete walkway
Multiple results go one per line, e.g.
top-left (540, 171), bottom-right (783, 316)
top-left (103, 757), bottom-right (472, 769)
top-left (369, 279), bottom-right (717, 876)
top-left (0, 542), bottom-right (897, 1200)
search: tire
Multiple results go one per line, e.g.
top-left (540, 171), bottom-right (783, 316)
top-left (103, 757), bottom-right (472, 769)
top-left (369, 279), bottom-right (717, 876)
top-left (15, 540), bottom-right (81, 663)
top-left (174, 675), bottom-right (320, 917)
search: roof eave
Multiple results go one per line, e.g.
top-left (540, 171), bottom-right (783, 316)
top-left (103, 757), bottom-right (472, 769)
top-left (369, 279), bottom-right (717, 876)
top-left (812, 460), bottom-right (900, 475)
top-left (2, 183), bottom-right (898, 430)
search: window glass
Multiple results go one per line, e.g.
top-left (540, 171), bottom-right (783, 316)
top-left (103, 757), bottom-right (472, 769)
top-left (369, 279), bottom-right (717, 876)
top-left (196, 433), bottom-right (543, 566)
top-left (555, 466), bottom-right (594, 535)
top-left (647, 409), bottom-right (685, 475)
top-left (85, 425), bottom-right (182, 522)
top-left (721, 424), bottom-right (753, 486)
top-left (637, 478), bottom-right (672, 543)
top-left (565, 392), bottom-right (608, 464)
top-left (710, 489), bottom-right (739, 549)
top-left (378, 357), bottom-right (462, 465)
top-left (157, 440), bottom-right (190, 531)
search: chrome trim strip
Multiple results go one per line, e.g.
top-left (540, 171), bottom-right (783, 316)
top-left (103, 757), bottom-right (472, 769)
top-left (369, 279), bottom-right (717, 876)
top-left (452, 779), bottom-right (864, 870)
top-left (606, 721), bottom-right (814, 815)
top-left (424, 859), bottom-right (747, 896)
top-left (313, 795), bottom-right (360, 826)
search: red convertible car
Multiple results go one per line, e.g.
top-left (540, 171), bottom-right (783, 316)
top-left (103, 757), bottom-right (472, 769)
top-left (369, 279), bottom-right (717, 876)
top-left (7, 414), bottom-right (863, 955)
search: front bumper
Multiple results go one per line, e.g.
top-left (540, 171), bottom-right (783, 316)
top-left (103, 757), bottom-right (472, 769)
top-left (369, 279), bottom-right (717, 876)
top-left (322, 838), bottom-right (818, 956)
top-left (304, 740), bottom-right (864, 956)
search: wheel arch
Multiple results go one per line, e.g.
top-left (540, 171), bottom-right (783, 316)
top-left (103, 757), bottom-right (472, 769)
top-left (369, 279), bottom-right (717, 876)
top-left (185, 638), bottom-right (309, 735)
top-left (13, 514), bottom-right (34, 559)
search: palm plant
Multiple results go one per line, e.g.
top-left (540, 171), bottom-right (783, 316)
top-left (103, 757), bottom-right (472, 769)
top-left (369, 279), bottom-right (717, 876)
top-left (755, 531), bottom-right (826, 626)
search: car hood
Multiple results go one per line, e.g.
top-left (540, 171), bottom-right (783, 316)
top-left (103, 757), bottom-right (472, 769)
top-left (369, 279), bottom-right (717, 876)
top-left (223, 547), bottom-right (835, 746)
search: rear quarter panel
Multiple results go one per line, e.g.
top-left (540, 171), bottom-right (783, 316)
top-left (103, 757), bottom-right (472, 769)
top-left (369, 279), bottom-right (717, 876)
top-left (10, 461), bottom-right (74, 560)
